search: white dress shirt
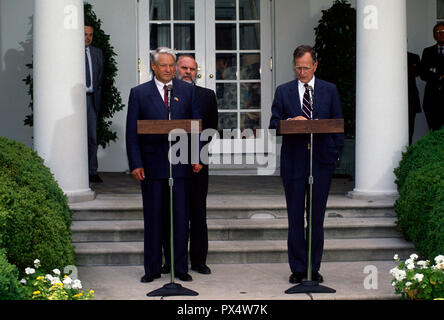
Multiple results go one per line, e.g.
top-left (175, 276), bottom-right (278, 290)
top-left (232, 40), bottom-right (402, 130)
top-left (154, 77), bottom-right (173, 101)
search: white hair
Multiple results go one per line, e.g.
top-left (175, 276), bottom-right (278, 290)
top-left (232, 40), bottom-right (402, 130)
top-left (151, 47), bottom-right (176, 65)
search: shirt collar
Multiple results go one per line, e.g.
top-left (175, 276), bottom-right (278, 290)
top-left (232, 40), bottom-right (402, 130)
top-left (154, 77), bottom-right (173, 90)
top-left (298, 76), bottom-right (315, 91)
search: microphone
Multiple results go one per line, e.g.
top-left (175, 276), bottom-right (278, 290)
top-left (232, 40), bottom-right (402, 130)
top-left (166, 84), bottom-right (173, 118)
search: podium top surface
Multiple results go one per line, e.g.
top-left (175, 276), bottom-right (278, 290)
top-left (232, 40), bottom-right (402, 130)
top-left (137, 119), bottom-right (202, 134)
top-left (279, 119), bottom-right (344, 134)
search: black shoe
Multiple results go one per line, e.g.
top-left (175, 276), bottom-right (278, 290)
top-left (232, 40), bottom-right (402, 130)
top-left (191, 264), bottom-right (211, 274)
top-left (175, 272), bottom-right (193, 282)
top-left (289, 272), bottom-right (306, 284)
top-left (312, 271), bottom-right (324, 283)
top-left (140, 274), bottom-right (161, 283)
top-left (161, 264), bottom-right (171, 274)
top-left (89, 174), bottom-right (103, 183)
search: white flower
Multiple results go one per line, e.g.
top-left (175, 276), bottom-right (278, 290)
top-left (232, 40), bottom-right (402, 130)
top-left (417, 260), bottom-right (429, 268)
top-left (407, 263), bottom-right (415, 270)
top-left (405, 281), bottom-right (412, 287)
top-left (20, 279), bottom-right (27, 284)
top-left (393, 254), bottom-right (399, 261)
top-left (52, 268), bottom-right (61, 275)
top-left (33, 259), bottom-right (40, 267)
top-left (410, 253), bottom-right (419, 261)
top-left (434, 255), bottom-right (444, 265)
top-left (405, 258), bottom-right (414, 266)
top-left (25, 267), bottom-right (35, 275)
top-left (50, 277), bottom-right (61, 285)
top-left (72, 279), bottom-right (82, 290)
top-left (413, 273), bottom-right (424, 282)
top-left (389, 267), bottom-right (406, 281)
top-left (63, 276), bottom-right (73, 289)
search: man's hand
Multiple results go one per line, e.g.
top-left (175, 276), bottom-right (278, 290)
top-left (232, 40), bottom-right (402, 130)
top-left (289, 116), bottom-right (308, 121)
top-left (192, 164), bottom-right (203, 173)
top-left (131, 168), bottom-right (145, 181)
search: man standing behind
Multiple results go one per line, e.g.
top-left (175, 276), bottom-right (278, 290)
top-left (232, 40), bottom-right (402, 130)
top-left (126, 47), bottom-right (202, 283)
top-left (269, 45), bottom-right (344, 284)
top-left (420, 22), bottom-right (444, 131)
top-left (84, 21), bottom-right (104, 183)
top-left (163, 55), bottom-right (218, 275)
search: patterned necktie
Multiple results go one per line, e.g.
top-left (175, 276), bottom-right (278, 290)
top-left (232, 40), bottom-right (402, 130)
top-left (163, 85), bottom-right (169, 109)
top-left (302, 84), bottom-right (312, 120)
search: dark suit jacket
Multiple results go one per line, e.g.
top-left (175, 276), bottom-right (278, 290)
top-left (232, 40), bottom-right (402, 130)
top-left (420, 44), bottom-right (444, 111)
top-left (269, 78), bottom-right (344, 179)
top-left (88, 45), bottom-right (104, 113)
top-left (195, 85), bottom-right (218, 131)
top-left (408, 52), bottom-right (421, 115)
top-left (126, 78), bottom-right (201, 179)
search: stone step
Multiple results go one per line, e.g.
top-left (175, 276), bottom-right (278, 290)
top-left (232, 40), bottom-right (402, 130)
top-left (71, 217), bottom-right (401, 243)
top-left (70, 194), bottom-right (396, 221)
top-left (72, 237), bottom-right (414, 266)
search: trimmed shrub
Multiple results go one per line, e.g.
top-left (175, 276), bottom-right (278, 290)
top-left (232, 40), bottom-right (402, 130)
top-left (394, 161), bottom-right (444, 260)
top-left (394, 128), bottom-right (444, 190)
top-left (0, 137), bottom-right (75, 273)
top-left (0, 249), bottom-right (26, 300)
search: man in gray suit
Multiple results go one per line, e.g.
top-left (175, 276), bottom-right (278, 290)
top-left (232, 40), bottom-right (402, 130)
top-left (85, 21), bottom-right (104, 183)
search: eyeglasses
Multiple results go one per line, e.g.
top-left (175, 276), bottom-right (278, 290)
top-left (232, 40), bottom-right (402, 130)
top-left (295, 66), bottom-right (314, 72)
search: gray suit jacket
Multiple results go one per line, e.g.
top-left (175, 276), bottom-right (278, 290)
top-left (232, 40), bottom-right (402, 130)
top-left (88, 45), bottom-right (104, 113)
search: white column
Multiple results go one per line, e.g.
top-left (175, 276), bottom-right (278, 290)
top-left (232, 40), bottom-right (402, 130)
top-left (33, 0), bottom-right (94, 202)
top-left (351, 0), bottom-right (408, 199)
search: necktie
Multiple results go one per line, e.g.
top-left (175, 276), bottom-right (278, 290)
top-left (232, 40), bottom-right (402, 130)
top-left (85, 50), bottom-right (91, 88)
top-left (302, 84), bottom-right (312, 120)
top-left (163, 85), bottom-right (169, 109)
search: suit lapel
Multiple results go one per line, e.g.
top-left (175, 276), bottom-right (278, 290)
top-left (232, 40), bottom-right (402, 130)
top-left (145, 80), bottom-right (168, 118)
top-left (290, 80), bottom-right (302, 117)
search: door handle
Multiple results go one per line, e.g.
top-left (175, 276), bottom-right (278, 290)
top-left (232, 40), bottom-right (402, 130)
top-left (209, 74), bottom-right (214, 78)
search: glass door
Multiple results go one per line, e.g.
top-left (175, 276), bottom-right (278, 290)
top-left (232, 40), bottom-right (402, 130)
top-left (138, 0), bottom-right (273, 161)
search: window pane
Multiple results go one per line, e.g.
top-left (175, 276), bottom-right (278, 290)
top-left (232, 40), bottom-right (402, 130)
top-left (216, 53), bottom-right (237, 80)
top-left (150, 24), bottom-right (171, 49)
top-left (217, 83), bottom-right (237, 110)
top-left (241, 112), bottom-right (261, 131)
top-left (216, 23), bottom-right (237, 50)
top-left (174, 0), bottom-right (195, 20)
top-left (240, 83), bottom-right (261, 109)
top-left (174, 24), bottom-right (195, 50)
top-left (438, 0), bottom-right (444, 19)
top-left (240, 53), bottom-right (260, 80)
top-left (216, 0), bottom-right (236, 20)
top-left (150, 0), bottom-right (170, 20)
top-left (239, 0), bottom-right (260, 20)
top-left (240, 23), bottom-right (260, 50)
top-left (219, 112), bottom-right (238, 130)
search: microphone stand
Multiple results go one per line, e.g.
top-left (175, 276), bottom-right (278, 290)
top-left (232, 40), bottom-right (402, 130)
top-left (147, 84), bottom-right (198, 297)
top-left (285, 86), bottom-right (335, 295)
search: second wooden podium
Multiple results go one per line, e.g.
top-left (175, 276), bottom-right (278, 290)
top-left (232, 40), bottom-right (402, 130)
top-left (280, 119), bottom-right (344, 295)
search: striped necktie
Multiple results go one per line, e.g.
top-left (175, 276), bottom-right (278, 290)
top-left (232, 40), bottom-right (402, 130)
top-left (163, 85), bottom-right (169, 109)
top-left (302, 84), bottom-right (312, 120)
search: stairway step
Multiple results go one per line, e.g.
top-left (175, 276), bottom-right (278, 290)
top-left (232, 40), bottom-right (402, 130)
top-left (71, 217), bottom-right (401, 242)
top-left (70, 194), bottom-right (396, 221)
top-left (73, 237), bottom-right (414, 266)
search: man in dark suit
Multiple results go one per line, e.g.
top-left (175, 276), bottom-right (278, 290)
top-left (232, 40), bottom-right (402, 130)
top-left (176, 55), bottom-right (218, 275)
top-left (269, 45), bottom-right (344, 284)
top-left (126, 47), bottom-right (202, 283)
top-left (407, 51), bottom-right (422, 145)
top-left (84, 21), bottom-right (104, 183)
top-left (420, 22), bottom-right (444, 131)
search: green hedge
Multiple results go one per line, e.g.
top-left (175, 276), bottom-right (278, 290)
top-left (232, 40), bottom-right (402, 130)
top-left (0, 137), bottom-right (75, 273)
top-left (0, 249), bottom-right (26, 300)
top-left (394, 128), bottom-right (444, 260)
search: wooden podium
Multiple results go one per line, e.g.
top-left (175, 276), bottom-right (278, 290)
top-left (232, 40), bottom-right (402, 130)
top-left (137, 119), bottom-right (202, 135)
top-left (280, 119), bottom-right (344, 295)
top-left (137, 119), bottom-right (201, 297)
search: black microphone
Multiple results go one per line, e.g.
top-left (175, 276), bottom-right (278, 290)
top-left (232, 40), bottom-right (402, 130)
top-left (166, 84), bottom-right (173, 118)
